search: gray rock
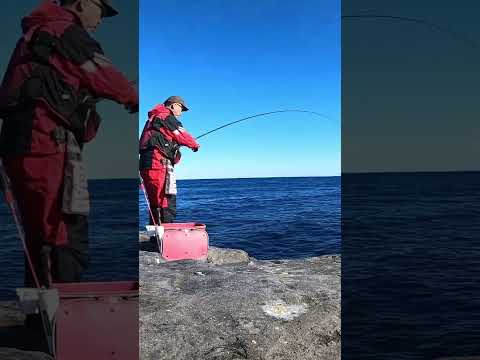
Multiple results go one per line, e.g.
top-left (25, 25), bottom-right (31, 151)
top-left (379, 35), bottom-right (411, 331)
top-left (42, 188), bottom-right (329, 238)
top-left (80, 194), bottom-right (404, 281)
top-left (139, 232), bottom-right (158, 253)
top-left (0, 348), bottom-right (54, 360)
top-left (0, 302), bottom-right (51, 359)
top-left (0, 348), bottom-right (53, 360)
top-left (139, 231), bottom-right (250, 265)
top-left (140, 248), bottom-right (341, 360)
top-left (0, 301), bottom-right (25, 327)
top-left (139, 232), bottom-right (150, 242)
top-left (207, 247), bottom-right (250, 265)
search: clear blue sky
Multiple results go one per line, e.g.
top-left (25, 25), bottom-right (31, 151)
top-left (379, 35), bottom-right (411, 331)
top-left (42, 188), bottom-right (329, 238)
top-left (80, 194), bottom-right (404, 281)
top-left (140, 0), bottom-right (340, 179)
top-left (343, 0), bottom-right (480, 172)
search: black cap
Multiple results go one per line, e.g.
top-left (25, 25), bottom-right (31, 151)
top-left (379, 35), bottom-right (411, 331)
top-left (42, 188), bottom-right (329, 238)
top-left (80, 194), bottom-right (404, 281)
top-left (99, 0), bottom-right (119, 17)
top-left (164, 96), bottom-right (189, 112)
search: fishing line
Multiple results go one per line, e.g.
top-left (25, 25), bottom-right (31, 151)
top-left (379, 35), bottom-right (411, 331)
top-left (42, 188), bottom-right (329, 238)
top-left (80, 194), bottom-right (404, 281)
top-left (0, 160), bottom-right (41, 289)
top-left (195, 109), bottom-right (332, 140)
top-left (138, 172), bottom-right (163, 253)
top-left (342, 14), bottom-right (480, 50)
top-left (138, 172), bottom-right (158, 226)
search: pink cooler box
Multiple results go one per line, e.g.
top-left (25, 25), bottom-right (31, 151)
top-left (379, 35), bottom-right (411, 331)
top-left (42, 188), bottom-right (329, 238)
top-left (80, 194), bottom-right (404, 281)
top-left (160, 223), bottom-right (209, 261)
top-left (53, 281), bottom-right (138, 360)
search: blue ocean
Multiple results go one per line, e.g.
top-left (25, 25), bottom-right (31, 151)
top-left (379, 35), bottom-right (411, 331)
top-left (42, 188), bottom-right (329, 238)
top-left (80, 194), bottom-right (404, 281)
top-left (0, 176), bottom-right (340, 299)
top-left (0, 179), bottom-right (138, 299)
top-left (342, 172), bottom-right (480, 359)
top-left (139, 176), bottom-right (341, 259)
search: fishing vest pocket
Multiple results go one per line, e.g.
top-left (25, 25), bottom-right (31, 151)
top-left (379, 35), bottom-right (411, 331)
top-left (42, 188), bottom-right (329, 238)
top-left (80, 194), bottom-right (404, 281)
top-left (19, 65), bottom-right (97, 143)
top-left (21, 65), bottom-right (78, 117)
top-left (146, 132), bottom-right (179, 164)
top-left (165, 160), bottom-right (177, 195)
top-left (62, 131), bottom-right (90, 215)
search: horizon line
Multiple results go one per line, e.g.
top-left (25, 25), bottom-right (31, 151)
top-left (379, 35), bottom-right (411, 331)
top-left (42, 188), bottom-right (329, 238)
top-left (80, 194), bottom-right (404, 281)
top-left (88, 169), bottom-right (480, 181)
top-left (88, 174), bottom-right (341, 181)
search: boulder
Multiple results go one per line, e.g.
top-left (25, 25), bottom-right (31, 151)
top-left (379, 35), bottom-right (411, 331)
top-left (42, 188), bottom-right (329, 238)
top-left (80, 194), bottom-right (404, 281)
top-left (140, 246), bottom-right (341, 360)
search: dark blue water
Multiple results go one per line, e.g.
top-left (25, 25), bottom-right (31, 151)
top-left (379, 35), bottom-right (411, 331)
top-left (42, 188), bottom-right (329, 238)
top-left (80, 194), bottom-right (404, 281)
top-left (139, 176), bottom-right (341, 260)
top-left (1, 176), bottom-right (340, 299)
top-left (342, 172), bottom-right (480, 359)
top-left (0, 179), bottom-right (138, 299)
top-left (3, 172), bottom-right (479, 357)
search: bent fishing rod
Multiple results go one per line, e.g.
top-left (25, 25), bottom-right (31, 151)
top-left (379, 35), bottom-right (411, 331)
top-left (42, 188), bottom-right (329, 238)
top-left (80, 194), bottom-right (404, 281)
top-left (342, 14), bottom-right (480, 50)
top-left (195, 109), bottom-right (332, 140)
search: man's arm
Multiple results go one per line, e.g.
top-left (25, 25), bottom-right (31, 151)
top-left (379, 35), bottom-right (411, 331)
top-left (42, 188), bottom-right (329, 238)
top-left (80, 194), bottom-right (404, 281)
top-left (49, 25), bottom-right (138, 108)
top-left (162, 115), bottom-right (200, 150)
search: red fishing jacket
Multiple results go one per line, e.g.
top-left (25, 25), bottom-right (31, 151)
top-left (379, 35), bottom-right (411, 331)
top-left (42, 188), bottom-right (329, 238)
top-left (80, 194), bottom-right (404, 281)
top-left (0, 0), bottom-right (138, 155)
top-left (139, 104), bottom-right (199, 169)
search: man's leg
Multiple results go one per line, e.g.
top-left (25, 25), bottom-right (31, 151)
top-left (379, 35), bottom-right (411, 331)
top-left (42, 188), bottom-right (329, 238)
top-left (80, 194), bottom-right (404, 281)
top-left (140, 167), bottom-right (167, 225)
top-left (161, 195), bottom-right (176, 223)
top-left (50, 214), bottom-right (89, 283)
top-left (4, 153), bottom-right (88, 286)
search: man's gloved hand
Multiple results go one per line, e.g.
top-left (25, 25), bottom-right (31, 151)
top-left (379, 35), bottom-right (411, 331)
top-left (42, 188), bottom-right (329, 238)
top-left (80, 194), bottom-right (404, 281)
top-left (192, 144), bottom-right (200, 152)
top-left (125, 103), bottom-right (139, 114)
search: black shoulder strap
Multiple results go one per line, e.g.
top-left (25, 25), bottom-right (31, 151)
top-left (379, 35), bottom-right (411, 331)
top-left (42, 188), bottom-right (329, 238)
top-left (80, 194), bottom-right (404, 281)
top-left (29, 31), bottom-right (59, 64)
top-left (164, 114), bottom-right (182, 131)
top-left (29, 25), bottom-right (104, 66)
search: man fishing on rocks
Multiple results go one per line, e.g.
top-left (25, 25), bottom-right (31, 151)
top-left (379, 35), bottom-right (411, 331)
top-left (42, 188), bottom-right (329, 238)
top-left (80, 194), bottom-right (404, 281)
top-left (138, 104), bottom-right (329, 228)
top-left (139, 96), bottom-right (200, 226)
top-left (0, 0), bottom-right (138, 288)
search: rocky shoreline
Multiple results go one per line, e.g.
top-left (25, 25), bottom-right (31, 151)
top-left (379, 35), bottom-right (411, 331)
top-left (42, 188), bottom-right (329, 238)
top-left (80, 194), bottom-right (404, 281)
top-left (140, 233), bottom-right (341, 360)
top-left (0, 235), bottom-right (341, 360)
top-left (0, 301), bottom-right (52, 359)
